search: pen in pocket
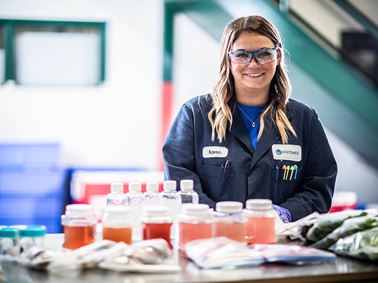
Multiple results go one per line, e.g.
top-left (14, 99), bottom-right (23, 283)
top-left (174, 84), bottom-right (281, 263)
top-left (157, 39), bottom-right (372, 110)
top-left (222, 159), bottom-right (232, 174)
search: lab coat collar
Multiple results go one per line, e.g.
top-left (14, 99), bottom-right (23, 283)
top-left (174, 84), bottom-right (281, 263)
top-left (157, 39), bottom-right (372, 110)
top-left (250, 116), bottom-right (280, 169)
top-left (230, 106), bottom-right (255, 155)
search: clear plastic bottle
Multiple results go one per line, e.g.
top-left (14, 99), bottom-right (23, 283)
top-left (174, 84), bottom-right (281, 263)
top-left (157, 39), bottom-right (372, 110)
top-left (126, 182), bottom-right (145, 241)
top-left (142, 205), bottom-right (173, 249)
top-left (214, 201), bottom-right (247, 242)
top-left (102, 206), bottom-right (132, 244)
top-left (143, 181), bottom-right (161, 207)
top-left (244, 199), bottom-right (277, 244)
top-left (19, 225), bottom-right (47, 252)
top-left (61, 204), bottom-right (96, 249)
top-left (179, 179), bottom-right (199, 204)
top-left (161, 180), bottom-right (181, 240)
top-left (106, 182), bottom-right (127, 206)
top-left (178, 204), bottom-right (213, 250)
top-left (161, 180), bottom-right (181, 216)
top-left (0, 227), bottom-right (20, 258)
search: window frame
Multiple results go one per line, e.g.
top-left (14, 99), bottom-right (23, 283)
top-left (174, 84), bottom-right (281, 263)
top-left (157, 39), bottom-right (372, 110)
top-left (0, 19), bottom-right (106, 85)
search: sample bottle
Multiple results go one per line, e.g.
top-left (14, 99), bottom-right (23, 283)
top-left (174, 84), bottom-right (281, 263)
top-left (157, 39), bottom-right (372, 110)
top-left (142, 206), bottom-right (173, 248)
top-left (178, 204), bottom-right (213, 251)
top-left (61, 204), bottom-right (96, 250)
top-left (0, 227), bottom-right (20, 258)
top-left (106, 182), bottom-right (127, 206)
top-left (161, 180), bottom-right (181, 240)
top-left (214, 201), bottom-right (247, 242)
top-left (143, 181), bottom-right (161, 207)
top-left (126, 182), bottom-right (145, 241)
top-left (102, 206), bottom-right (132, 244)
top-left (19, 225), bottom-right (47, 252)
top-left (179, 179), bottom-right (199, 204)
top-left (161, 180), bottom-right (181, 217)
top-left (244, 199), bottom-right (277, 244)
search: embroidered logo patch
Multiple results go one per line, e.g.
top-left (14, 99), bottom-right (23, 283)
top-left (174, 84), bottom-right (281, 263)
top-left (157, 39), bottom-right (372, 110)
top-left (202, 146), bottom-right (229, 158)
top-left (272, 144), bottom-right (302, 162)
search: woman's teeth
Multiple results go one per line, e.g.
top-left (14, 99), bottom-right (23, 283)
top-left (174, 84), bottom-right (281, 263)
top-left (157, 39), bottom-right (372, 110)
top-left (247, 73), bottom-right (263, 78)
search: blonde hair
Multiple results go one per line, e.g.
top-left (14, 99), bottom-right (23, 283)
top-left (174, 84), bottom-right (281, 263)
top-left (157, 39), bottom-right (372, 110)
top-left (208, 15), bottom-right (296, 143)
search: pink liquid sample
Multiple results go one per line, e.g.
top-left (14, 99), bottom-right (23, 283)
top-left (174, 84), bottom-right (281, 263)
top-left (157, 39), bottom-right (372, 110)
top-left (214, 221), bottom-right (247, 242)
top-left (142, 222), bottom-right (173, 248)
top-left (246, 217), bottom-right (276, 244)
top-left (179, 222), bottom-right (213, 250)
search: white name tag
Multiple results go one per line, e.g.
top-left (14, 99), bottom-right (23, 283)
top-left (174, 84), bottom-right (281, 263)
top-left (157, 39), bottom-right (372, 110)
top-left (272, 144), bottom-right (302, 162)
top-left (202, 146), bottom-right (228, 158)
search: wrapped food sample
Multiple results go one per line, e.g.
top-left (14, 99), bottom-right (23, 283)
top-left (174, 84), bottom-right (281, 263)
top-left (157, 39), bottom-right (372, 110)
top-left (305, 210), bottom-right (368, 243)
top-left (330, 227), bottom-right (378, 262)
top-left (253, 244), bottom-right (336, 265)
top-left (311, 216), bottom-right (378, 250)
top-left (185, 237), bottom-right (264, 269)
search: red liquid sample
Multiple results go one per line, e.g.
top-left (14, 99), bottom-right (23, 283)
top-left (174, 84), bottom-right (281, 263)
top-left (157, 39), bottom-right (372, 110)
top-left (179, 222), bottom-right (213, 250)
top-left (103, 227), bottom-right (132, 244)
top-left (246, 217), bottom-right (276, 244)
top-left (214, 221), bottom-right (247, 242)
top-left (63, 225), bottom-right (95, 249)
top-left (142, 222), bottom-right (172, 248)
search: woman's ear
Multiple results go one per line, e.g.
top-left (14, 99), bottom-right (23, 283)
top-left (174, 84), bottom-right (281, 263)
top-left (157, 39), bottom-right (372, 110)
top-left (276, 48), bottom-right (282, 66)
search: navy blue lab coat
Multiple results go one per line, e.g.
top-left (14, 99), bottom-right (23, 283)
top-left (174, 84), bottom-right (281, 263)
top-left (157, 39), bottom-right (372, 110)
top-left (162, 94), bottom-right (337, 221)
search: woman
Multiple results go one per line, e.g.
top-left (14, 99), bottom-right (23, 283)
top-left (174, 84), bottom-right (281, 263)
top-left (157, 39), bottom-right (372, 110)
top-left (162, 16), bottom-right (337, 222)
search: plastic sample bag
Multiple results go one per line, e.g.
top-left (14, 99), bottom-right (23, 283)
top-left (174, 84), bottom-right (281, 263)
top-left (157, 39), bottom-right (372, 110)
top-left (330, 227), bottom-right (378, 262)
top-left (311, 216), bottom-right (378, 250)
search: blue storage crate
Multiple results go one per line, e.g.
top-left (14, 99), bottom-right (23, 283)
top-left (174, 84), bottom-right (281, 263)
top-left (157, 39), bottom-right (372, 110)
top-left (0, 195), bottom-right (64, 218)
top-left (0, 143), bottom-right (60, 169)
top-left (0, 168), bottom-right (66, 197)
top-left (0, 195), bottom-right (64, 233)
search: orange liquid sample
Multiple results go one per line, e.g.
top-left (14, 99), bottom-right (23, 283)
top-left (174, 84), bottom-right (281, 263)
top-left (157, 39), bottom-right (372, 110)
top-left (103, 226), bottom-right (132, 244)
top-left (142, 222), bottom-right (172, 248)
top-left (246, 217), bottom-right (276, 244)
top-left (63, 225), bottom-right (95, 249)
top-left (179, 222), bottom-right (213, 250)
top-left (214, 221), bottom-right (247, 242)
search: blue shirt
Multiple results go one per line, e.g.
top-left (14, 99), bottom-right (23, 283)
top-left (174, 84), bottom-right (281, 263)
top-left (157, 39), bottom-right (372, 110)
top-left (237, 103), bottom-right (265, 150)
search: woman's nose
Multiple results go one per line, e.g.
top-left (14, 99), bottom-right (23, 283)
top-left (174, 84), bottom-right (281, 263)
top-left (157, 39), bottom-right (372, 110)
top-left (247, 56), bottom-right (260, 67)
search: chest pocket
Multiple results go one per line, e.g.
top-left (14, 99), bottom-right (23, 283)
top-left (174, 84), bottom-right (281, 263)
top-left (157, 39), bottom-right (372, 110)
top-left (270, 162), bottom-right (302, 204)
top-left (197, 164), bottom-right (235, 201)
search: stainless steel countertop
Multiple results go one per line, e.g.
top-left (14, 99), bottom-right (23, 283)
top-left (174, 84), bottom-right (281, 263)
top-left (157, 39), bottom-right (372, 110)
top-left (1, 234), bottom-right (377, 283)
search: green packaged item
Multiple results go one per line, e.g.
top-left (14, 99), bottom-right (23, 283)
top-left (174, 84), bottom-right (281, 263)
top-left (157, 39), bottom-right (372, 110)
top-left (330, 227), bottom-right (378, 262)
top-left (311, 216), bottom-right (378, 250)
top-left (305, 210), bottom-right (367, 243)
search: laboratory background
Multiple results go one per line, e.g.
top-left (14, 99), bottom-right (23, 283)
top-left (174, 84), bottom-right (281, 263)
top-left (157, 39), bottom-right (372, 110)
top-left (0, 0), bottom-right (377, 234)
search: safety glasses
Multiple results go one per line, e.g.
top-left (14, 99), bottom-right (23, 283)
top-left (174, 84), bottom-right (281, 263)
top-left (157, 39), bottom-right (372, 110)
top-left (228, 46), bottom-right (279, 65)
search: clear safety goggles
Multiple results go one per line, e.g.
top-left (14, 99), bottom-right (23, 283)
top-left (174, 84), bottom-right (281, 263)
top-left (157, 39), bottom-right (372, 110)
top-left (228, 46), bottom-right (279, 65)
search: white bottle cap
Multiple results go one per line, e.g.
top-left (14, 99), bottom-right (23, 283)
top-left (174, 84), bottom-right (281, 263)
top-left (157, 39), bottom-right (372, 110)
top-left (163, 180), bottom-right (176, 192)
top-left (246, 199), bottom-right (272, 210)
top-left (216, 201), bottom-right (243, 213)
top-left (146, 182), bottom-right (159, 193)
top-left (182, 204), bottom-right (209, 215)
top-left (104, 206), bottom-right (130, 217)
top-left (110, 182), bottom-right (123, 193)
top-left (65, 204), bottom-right (94, 217)
top-left (128, 182), bottom-right (142, 193)
top-left (180, 179), bottom-right (193, 192)
top-left (143, 205), bottom-right (170, 217)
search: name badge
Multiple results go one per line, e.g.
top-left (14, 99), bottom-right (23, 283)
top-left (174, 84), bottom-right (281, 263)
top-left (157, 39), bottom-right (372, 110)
top-left (272, 144), bottom-right (302, 162)
top-left (202, 146), bottom-right (228, 158)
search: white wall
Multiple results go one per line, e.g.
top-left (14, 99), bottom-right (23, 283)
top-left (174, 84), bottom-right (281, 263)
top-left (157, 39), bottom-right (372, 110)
top-left (173, 14), bottom-right (219, 119)
top-left (0, 0), bottom-right (163, 169)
